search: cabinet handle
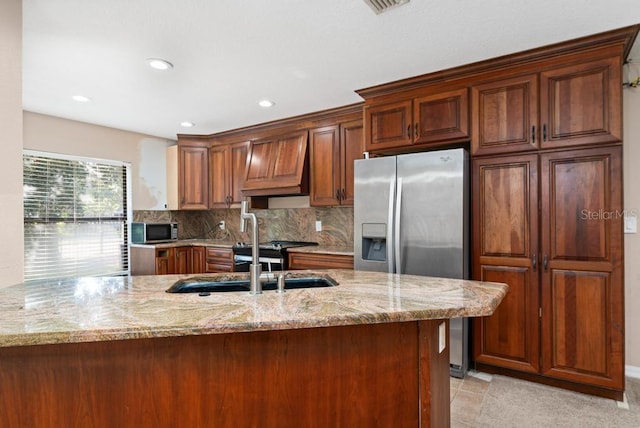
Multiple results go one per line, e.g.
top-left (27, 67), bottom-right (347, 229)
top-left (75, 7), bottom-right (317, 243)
top-left (407, 125), bottom-right (411, 139)
top-left (532, 126), bottom-right (536, 143)
top-left (532, 253), bottom-right (537, 271)
top-left (543, 254), bottom-right (548, 271)
top-left (341, 188), bottom-right (346, 201)
top-left (336, 189), bottom-right (341, 201)
top-left (414, 124), bottom-right (418, 139)
top-left (543, 124), bottom-right (547, 142)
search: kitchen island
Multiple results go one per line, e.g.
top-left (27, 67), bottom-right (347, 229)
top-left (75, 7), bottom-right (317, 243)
top-left (0, 270), bottom-right (507, 427)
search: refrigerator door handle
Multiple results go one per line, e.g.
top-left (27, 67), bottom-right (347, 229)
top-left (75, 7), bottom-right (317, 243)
top-left (394, 177), bottom-right (403, 274)
top-left (387, 178), bottom-right (396, 273)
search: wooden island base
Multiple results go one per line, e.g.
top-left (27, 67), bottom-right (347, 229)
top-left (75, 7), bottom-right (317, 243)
top-left (0, 320), bottom-right (450, 427)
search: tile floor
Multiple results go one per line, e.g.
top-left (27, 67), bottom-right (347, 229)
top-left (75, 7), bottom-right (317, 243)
top-left (450, 371), bottom-right (640, 427)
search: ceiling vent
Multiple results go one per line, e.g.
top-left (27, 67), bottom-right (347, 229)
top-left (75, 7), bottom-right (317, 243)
top-left (363, 0), bottom-right (410, 14)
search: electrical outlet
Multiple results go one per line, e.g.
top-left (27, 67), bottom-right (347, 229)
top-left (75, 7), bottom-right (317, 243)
top-left (438, 322), bottom-right (446, 353)
top-left (219, 221), bottom-right (225, 230)
top-left (624, 216), bottom-right (637, 234)
top-left (315, 220), bottom-right (322, 232)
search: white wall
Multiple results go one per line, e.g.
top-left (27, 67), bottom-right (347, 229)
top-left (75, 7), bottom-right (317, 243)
top-left (623, 87), bottom-right (640, 369)
top-left (0, 0), bottom-right (23, 287)
top-left (23, 112), bottom-right (176, 211)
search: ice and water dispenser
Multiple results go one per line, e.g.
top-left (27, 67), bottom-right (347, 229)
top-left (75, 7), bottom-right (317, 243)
top-left (361, 223), bottom-right (387, 261)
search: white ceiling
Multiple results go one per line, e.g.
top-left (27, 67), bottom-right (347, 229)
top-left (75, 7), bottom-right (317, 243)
top-left (23, 0), bottom-right (640, 140)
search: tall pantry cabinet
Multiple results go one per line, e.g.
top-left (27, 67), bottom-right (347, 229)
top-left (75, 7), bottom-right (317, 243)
top-left (471, 40), bottom-right (628, 399)
top-left (356, 26), bottom-right (637, 400)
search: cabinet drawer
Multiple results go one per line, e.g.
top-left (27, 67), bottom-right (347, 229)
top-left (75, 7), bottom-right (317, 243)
top-left (205, 262), bottom-right (234, 273)
top-left (288, 253), bottom-right (354, 270)
top-left (206, 247), bottom-right (233, 260)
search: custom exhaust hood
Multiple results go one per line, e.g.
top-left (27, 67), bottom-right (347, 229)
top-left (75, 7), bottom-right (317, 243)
top-left (241, 130), bottom-right (309, 197)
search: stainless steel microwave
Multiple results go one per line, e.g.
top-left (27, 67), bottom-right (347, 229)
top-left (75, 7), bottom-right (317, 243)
top-left (131, 222), bottom-right (178, 244)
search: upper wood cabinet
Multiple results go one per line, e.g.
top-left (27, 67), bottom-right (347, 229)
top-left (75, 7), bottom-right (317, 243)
top-left (178, 143), bottom-right (209, 210)
top-left (471, 74), bottom-right (539, 155)
top-left (539, 56), bottom-right (621, 149)
top-left (472, 55), bottom-right (622, 156)
top-left (242, 131), bottom-right (309, 197)
top-left (210, 141), bottom-right (249, 208)
top-left (364, 88), bottom-right (469, 153)
top-left (309, 119), bottom-right (363, 206)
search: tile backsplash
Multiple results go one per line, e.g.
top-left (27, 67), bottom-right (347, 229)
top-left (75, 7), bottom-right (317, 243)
top-left (133, 206), bottom-right (353, 248)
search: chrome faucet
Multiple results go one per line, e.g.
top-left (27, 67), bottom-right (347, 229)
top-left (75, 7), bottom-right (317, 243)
top-left (240, 199), bottom-right (263, 294)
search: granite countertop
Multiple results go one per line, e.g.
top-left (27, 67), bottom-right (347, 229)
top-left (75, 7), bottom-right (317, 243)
top-left (134, 240), bottom-right (354, 256)
top-left (287, 245), bottom-right (354, 256)
top-left (0, 270), bottom-right (507, 348)
top-left (131, 239), bottom-right (236, 249)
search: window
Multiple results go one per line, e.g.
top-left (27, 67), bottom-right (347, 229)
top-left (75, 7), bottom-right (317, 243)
top-left (23, 151), bottom-right (131, 281)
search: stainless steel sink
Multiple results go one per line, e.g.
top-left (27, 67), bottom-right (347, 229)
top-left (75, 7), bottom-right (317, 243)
top-left (166, 275), bottom-right (338, 294)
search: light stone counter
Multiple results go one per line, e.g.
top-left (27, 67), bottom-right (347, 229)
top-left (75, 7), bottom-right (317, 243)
top-left (287, 245), bottom-right (354, 256)
top-left (131, 239), bottom-right (236, 249)
top-left (0, 270), bottom-right (507, 348)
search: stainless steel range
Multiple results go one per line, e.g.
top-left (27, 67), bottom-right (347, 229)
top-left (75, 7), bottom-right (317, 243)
top-left (232, 241), bottom-right (318, 272)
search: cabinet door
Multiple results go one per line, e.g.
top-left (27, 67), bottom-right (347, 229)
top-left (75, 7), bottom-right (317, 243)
top-left (540, 56), bottom-right (621, 149)
top-left (340, 119), bottom-right (363, 206)
top-left (471, 74), bottom-right (538, 155)
top-left (243, 131), bottom-right (308, 195)
top-left (155, 248), bottom-right (175, 275)
top-left (174, 247), bottom-right (192, 274)
top-left (310, 125), bottom-right (341, 206)
top-left (229, 141), bottom-right (249, 204)
top-left (539, 146), bottom-right (623, 390)
top-left (414, 88), bottom-right (469, 145)
top-left (472, 154), bottom-right (540, 373)
top-left (178, 145), bottom-right (209, 210)
top-left (210, 144), bottom-right (231, 208)
top-left (192, 246), bottom-right (206, 274)
top-left (364, 99), bottom-right (413, 152)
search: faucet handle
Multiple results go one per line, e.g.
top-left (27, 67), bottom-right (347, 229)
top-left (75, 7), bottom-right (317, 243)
top-left (276, 274), bottom-right (285, 293)
top-left (239, 200), bottom-right (249, 233)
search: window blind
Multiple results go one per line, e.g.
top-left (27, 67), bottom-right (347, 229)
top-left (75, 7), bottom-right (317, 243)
top-left (23, 152), bottom-right (130, 281)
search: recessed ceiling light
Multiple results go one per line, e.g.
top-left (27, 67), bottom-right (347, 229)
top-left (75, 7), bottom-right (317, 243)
top-left (72, 95), bottom-right (91, 103)
top-left (258, 100), bottom-right (274, 108)
top-left (146, 58), bottom-right (173, 70)
top-left (180, 121), bottom-right (195, 128)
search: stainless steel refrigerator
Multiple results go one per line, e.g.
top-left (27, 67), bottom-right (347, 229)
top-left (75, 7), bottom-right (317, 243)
top-left (354, 148), bottom-right (469, 378)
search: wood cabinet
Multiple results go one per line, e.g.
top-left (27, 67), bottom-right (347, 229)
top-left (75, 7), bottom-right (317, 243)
top-left (471, 74), bottom-right (539, 155)
top-left (364, 88), bottom-right (469, 153)
top-left (192, 246), bottom-right (206, 274)
top-left (131, 245), bottom-right (207, 275)
top-left (471, 55), bottom-right (621, 156)
top-left (288, 252), bottom-right (354, 270)
top-left (472, 154), bottom-right (540, 374)
top-left (539, 56), bottom-right (621, 149)
top-left (173, 246), bottom-right (192, 274)
top-left (210, 141), bottom-right (249, 208)
top-left (154, 248), bottom-right (175, 275)
top-left (243, 131), bottom-right (309, 196)
top-left (539, 147), bottom-right (623, 390)
top-left (473, 146), bottom-right (624, 398)
top-left (309, 119), bottom-right (363, 206)
top-left (205, 247), bottom-right (235, 273)
top-left (178, 143), bottom-right (209, 209)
